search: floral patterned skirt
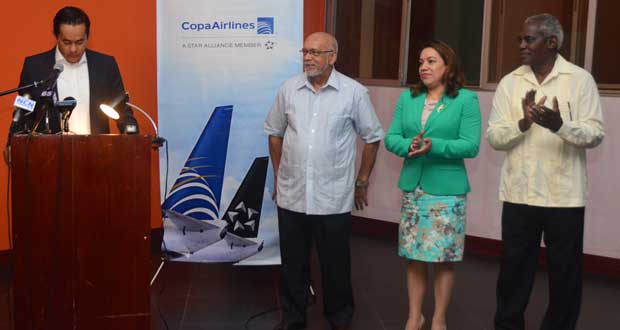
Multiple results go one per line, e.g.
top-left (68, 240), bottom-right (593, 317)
top-left (398, 187), bottom-right (466, 262)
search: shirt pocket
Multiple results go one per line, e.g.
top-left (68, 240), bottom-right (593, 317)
top-left (276, 165), bottom-right (300, 204)
top-left (281, 137), bottom-right (301, 168)
top-left (326, 115), bottom-right (353, 168)
top-left (328, 115), bottom-right (349, 138)
top-left (327, 95), bottom-right (353, 134)
top-left (317, 166), bottom-right (349, 202)
top-left (284, 100), bottom-right (298, 132)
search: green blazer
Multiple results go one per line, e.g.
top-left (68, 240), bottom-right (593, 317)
top-left (385, 88), bottom-right (481, 195)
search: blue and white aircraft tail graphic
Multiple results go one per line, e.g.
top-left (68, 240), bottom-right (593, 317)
top-left (188, 156), bottom-right (269, 262)
top-left (162, 105), bottom-right (233, 256)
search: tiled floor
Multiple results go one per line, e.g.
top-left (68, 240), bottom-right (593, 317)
top-left (1, 235), bottom-right (619, 329)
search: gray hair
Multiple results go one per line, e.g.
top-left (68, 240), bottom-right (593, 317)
top-left (332, 37), bottom-right (339, 53)
top-left (525, 14), bottom-right (564, 50)
top-left (307, 32), bottom-right (339, 53)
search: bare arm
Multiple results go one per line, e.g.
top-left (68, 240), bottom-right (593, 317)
top-left (268, 135), bottom-right (283, 200)
top-left (355, 141), bottom-right (380, 210)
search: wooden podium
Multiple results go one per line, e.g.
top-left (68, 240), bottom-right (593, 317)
top-left (10, 134), bottom-right (152, 330)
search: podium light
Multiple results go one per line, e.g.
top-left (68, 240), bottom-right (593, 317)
top-left (99, 95), bottom-right (165, 148)
top-left (99, 104), bottom-right (120, 119)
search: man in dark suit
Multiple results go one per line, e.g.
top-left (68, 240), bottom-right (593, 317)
top-left (13, 6), bottom-right (136, 134)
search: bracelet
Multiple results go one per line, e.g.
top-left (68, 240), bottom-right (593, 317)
top-left (355, 180), bottom-right (369, 188)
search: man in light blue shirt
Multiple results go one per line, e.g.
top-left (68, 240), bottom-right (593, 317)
top-left (264, 32), bottom-right (384, 330)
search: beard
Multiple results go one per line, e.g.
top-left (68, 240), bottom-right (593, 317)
top-left (304, 62), bottom-right (331, 78)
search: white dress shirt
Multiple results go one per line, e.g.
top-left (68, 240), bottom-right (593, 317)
top-left (264, 69), bottom-right (385, 215)
top-left (487, 55), bottom-right (604, 207)
top-left (55, 47), bottom-right (91, 134)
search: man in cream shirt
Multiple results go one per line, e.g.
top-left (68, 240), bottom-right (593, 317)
top-left (487, 14), bottom-right (604, 330)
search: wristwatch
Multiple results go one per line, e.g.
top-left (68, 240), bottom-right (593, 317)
top-left (355, 180), bottom-right (369, 188)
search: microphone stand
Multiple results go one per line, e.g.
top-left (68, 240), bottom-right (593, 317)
top-left (0, 80), bottom-right (47, 98)
top-left (60, 110), bottom-right (73, 133)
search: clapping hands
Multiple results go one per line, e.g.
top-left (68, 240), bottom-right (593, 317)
top-left (521, 90), bottom-right (563, 132)
top-left (408, 130), bottom-right (432, 157)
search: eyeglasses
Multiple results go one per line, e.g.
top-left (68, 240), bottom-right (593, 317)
top-left (299, 48), bottom-right (335, 57)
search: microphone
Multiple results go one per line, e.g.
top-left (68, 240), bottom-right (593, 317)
top-left (9, 94), bottom-right (36, 135)
top-left (13, 94), bottom-right (36, 120)
top-left (0, 63), bottom-right (64, 98)
top-left (55, 96), bottom-right (77, 133)
top-left (40, 63), bottom-right (64, 90)
top-left (55, 96), bottom-right (77, 113)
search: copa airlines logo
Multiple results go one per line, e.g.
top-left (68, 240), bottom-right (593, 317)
top-left (181, 17), bottom-right (275, 35)
top-left (256, 17), bottom-right (274, 34)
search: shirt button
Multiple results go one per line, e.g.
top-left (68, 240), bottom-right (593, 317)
top-left (309, 145), bottom-right (313, 149)
top-left (311, 129), bottom-right (315, 133)
top-left (313, 113), bottom-right (318, 117)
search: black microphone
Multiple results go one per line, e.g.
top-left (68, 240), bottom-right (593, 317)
top-left (55, 96), bottom-right (77, 133)
top-left (0, 63), bottom-right (64, 98)
top-left (55, 96), bottom-right (77, 114)
top-left (40, 63), bottom-right (64, 90)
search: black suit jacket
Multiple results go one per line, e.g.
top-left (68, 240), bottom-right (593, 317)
top-left (17, 48), bottom-right (135, 134)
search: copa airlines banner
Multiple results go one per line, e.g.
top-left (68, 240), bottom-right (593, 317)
top-left (157, 0), bottom-right (303, 265)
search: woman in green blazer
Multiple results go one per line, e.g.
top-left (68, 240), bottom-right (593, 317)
top-left (385, 40), bottom-right (481, 330)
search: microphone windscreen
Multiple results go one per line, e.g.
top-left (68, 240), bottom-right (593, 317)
top-left (54, 62), bottom-right (64, 73)
top-left (55, 96), bottom-right (77, 112)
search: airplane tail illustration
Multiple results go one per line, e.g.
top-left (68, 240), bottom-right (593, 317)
top-left (178, 157), bottom-right (269, 263)
top-left (161, 105), bottom-right (233, 256)
top-left (222, 156), bottom-right (269, 239)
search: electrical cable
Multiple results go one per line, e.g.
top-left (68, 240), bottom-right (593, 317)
top-left (244, 306), bottom-right (281, 330)
top-left (151, 272), bottom-right (170, 330)
top-left (151, 139), bottom-right (170, 329)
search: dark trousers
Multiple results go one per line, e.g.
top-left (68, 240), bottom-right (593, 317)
top-left (495, 202), bottom-right (584, 330)
top-left (277, 207), bottom-right (354, 328)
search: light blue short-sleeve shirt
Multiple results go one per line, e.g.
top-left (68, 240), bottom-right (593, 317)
top-left (264, 69), bottom-right (384, 215)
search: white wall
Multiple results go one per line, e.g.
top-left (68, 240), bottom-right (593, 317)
top-left (354, 86), bottom-right (620, 259)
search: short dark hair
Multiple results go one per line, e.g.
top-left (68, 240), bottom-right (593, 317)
top-left (53, 6), bottom-right (91, 37)
top-left (410, 40), bottom-right (465, 98)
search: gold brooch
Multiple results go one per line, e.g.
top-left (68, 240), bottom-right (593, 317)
top-left (437, 104), bottom-right (445, 112)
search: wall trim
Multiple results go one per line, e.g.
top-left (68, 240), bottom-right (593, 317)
top-left (351, 215), bottom-right (620, 279)
top-left (2, 218), bottom-right (618, 279)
